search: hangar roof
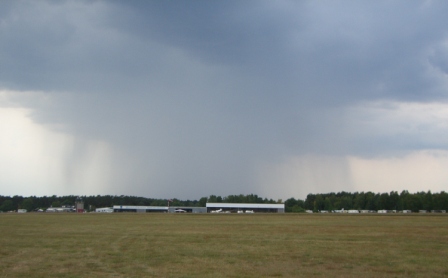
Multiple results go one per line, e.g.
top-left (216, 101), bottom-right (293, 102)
top-left (113, 205), bottom-right (168, 210)
top-left (206, 203), bottom-right (284, 209)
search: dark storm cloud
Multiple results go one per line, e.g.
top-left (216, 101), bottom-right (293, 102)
top-left (106, 1), bottom-right (448, 102)
top-left (107, 1), bottom-right (299, 63)
top-left (3, 1), bottom-right (447, 102)
top-left (1, 1), bottom-right (448, 198)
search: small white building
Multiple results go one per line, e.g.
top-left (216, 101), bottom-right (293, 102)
top-left (17, 209), bottom-right (27, 213)
top-left (46, 207), bottom-right (73, 213)
top-left (95, 207), bottom-right (114, 213)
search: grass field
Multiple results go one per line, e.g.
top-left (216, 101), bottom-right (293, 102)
top-left (0, 213), bottom-right (447, 277)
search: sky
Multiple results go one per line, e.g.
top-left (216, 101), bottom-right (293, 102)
top-left (1, 0), bottom-right (448, 200)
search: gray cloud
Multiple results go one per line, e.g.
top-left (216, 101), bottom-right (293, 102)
top-left (1, 1), bottom-right (448, 198)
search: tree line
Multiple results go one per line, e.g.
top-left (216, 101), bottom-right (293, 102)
top-left (287, 190), bottom-right (448, 212)
top-left (1, 191), bottom-right (447, 212)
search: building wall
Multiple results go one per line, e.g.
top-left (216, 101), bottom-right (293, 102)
top-left (113, 205), bottom-right (168, 213)
top-left (95, 207), bottom-right (113, 213)
top-left (206, 203), bottom-right (285, 213)
top-left (168, 207), bottom-right (207, 213)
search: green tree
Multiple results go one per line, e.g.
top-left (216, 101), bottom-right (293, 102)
top-left (353, 192), bottom-right (365, 210)
top-left (340, 196), bottom-right (353, 210)
top-left (62, 198), bottom-right (74, 207)
top-left (284, 198), bottom-right (297, 212)
top-left (208, 195), bottom-right (218, 203)
top-left (389, 191), bottom-right (399, 210)
top-left (379, 193), bottom-right (390, 210)
top-left (423, 191), bottom-right (433, 211)
top-left (323, 198), bottom-right (332, 211)
top-left (0, 200), bottom-right (15, 212)
top-left (365, 192), bottom-right (377, 210)
top-left (314, 195), bottom-right (324, 212)
top-left (291, 205), bottom-right (305, 213)
top-left (198, 197), bottom-right (207, 207)
top-left (20, 198), bottom-right (34, 211)
top-left (406, 194), bottom-right (423, 212)
top-left (433, 191), bottom-right (448, 210)
top-left (304, 194), bottom-right (315, 210)
top-left (12, 195), bottom-right (23, 210)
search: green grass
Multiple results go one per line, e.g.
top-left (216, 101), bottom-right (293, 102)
top-left (0, 214), bottom-right (447, 277)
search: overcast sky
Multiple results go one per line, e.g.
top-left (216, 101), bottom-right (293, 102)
top-left (1, 0), bottom-right (448, 200)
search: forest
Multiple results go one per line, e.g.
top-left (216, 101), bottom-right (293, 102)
top-left (293, 190), bottom-right (448, 212)
top-left (0, 191), bottom-right (447, 213)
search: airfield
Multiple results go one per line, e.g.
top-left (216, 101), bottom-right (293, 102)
top-left (1, 213), bottom-right (447, 277)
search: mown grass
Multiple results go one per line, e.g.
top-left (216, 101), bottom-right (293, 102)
top-left (0, 213), bottom-right (447, 277)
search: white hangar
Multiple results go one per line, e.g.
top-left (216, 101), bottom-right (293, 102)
top-left (206, 203), bottom-right (285, 213)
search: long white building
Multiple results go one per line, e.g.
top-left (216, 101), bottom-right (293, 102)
top-left (113, 205), bottom-right (168, 213)
top-left (206, 203), bottom-right (285, 213)
top-left (110, 204), bottom-right (284, 213)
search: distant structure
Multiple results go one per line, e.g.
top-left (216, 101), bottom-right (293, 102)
top-left (111, 204), bottom-right (286, 213)
top-left (113, 205), bottom-right (168, 213)
top-left (95, 207), bottom-right (113, 213)
top-left (206, 203), bottom-right (285, 213)
top-left (75, 197), bottom-right (84, 213)
top-left (46, 207), bottom-right (72, 213)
